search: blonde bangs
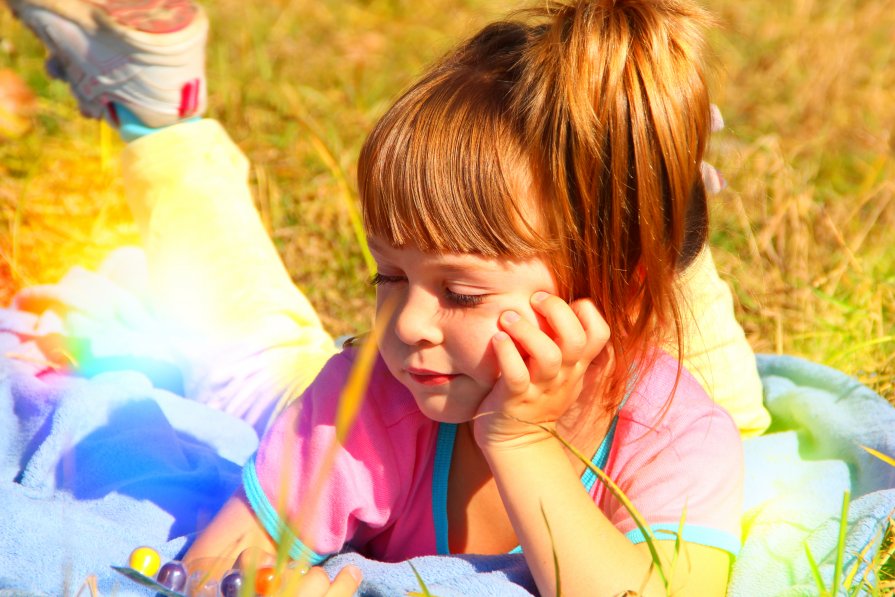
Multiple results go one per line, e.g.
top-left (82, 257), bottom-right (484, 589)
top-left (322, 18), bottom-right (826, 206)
top-left (358, 65), bottom-right (556, 258)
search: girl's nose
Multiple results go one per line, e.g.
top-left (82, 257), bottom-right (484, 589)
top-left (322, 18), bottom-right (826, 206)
top-left (392, 287), bottom-right (444, 346)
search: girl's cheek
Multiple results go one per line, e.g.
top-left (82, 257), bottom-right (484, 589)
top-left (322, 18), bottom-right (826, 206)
top-left (465, 312), bottom-right (503, 378)
top-left (374, 288), bottom-right (389, 313)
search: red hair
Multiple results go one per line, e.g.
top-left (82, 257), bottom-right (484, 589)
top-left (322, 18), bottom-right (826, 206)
top-left (359, 0), bottom-right (713, 413)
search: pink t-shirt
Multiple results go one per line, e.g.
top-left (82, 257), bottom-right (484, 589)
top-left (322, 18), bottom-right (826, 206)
top-left (244, 348), bottom-right (743, 564)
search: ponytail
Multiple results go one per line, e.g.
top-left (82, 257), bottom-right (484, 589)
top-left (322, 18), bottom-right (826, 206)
top-left (511, 0), bottom-right (714, 407)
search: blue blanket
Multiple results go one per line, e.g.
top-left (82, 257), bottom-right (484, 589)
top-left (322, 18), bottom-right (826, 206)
top-left (1, 250), bottom-right (893, 596)
top-left (729, 355), bottom-right (895, 596)
top-left (0, 363), bottom-right (257, 596)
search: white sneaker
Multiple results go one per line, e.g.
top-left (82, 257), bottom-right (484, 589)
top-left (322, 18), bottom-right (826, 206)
top-left (6, 0), bottom-right (207, 128)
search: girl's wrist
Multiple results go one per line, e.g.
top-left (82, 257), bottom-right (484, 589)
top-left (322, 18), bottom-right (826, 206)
top-left (478, 430), bottom-right (573, 493)
top-left (473, 416), bottom-right (559, 456)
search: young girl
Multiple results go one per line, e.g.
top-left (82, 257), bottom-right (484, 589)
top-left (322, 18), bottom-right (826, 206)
top-left (10, 0), bottom-right (748, 594)
top-left (181, 0), bottom-right (743, 594)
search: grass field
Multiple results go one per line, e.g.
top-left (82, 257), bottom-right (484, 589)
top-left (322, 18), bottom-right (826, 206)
top-left (1, 1), bottom-right (894, 593)
top-left (0, 0), bottom-right (893, 396)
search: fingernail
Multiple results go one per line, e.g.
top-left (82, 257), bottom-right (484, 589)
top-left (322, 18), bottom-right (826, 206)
top-left (502, 311), bottom-right (520, 324)
top-left (287, 560), bottom-right (310, 574)
top-left (493, 331), bottom-right (509, 342)
top-left (345, 565), bottom-right (363, 582)
top-left (532, 291), bottom-right (549, 303)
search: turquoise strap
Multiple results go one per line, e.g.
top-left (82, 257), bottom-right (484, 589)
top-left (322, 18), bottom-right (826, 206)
top-left (242, 455), bottom-right (329, 565)
top-left (432, 418), bottom-right (617, 555)
top-left (432, 423), bottom-right (458, 555)
top-left (626, 524), bottom-right (741, 556)
top-left (580, 414), bottom-right (619, 493)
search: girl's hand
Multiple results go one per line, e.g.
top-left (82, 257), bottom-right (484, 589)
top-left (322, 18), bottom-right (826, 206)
top-left (233, 549), bottom-right (362, 597)
top-left (473, 292), bottom-right (609, 450)
top-left (281, 565), bottom-right (362, 597)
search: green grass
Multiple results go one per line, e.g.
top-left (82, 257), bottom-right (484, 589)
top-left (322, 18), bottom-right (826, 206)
top-left (1, 0), bottom-right (891, 396)
top-left (1, 0), bottom-right (893, 591)
top-left (698, 0), bottom-right (895, 398)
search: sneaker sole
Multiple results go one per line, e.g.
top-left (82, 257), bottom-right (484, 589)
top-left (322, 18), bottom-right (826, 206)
top-left (91, 0), bottom-right (198, 34)
top-left (8, 0), bottom-right (203, 38)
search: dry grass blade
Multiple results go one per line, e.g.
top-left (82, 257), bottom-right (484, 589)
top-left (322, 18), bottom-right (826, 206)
top-left (279, 84), bottom-right (375, 278)
top-left (540, 501), bottom-right (562, 597)
top-left (669, 505), bottom-right (688, 586)
top-left (527, 421), bottom-right (669, 591)
top-left (406, 562), bottom-right (437, 597)
top-left (862, 446), bottom-right (895, 469)
top-left (335, 295), bottom-right (395, 441)
top-left (73, 574), bottom-right (99, 597)
top-left (846, 519), bottom-right (887, 595)
top-left (273, 296), bottom-right (395, 572)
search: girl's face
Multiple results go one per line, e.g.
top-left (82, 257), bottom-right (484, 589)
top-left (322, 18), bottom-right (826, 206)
top-left (369, 236), bottom-right (559, 423)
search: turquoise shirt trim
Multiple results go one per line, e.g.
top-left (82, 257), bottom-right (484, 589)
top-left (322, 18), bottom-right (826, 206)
top-left (242, 455), bottom-right (329, 565)
top-left (433, 423), bottom-right (457, 555)
top-left (433, 418), bottom-right (618, 555)
top-left (625, 524), bottom-right (741, 557)
top-left (580, 414), bottom-right (619, 494)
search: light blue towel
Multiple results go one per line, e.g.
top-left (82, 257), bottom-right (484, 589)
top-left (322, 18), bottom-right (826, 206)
top-left (0, 360), bottom-right (257, 596)
top-left (323, 551), bottom-right (536, 596)
top-left (728, 355), bottom-right (895, 596)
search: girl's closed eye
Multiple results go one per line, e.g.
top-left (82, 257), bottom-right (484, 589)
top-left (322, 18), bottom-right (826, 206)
top-left (444, 287), bottom-right (485, 308)
top-left (369, 272), bottom-right (406, 286)
top-left (371, 271), bottom-right (485, 307)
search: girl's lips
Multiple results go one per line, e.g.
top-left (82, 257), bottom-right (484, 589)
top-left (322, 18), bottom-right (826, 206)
top-left (406, 369), bottom-right (458, 386)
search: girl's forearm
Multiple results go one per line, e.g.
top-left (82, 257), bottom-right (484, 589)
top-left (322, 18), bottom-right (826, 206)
top-left (483, 438), bottom-right (668, 597)
top-left (183, 489), bottom-right (279, 581)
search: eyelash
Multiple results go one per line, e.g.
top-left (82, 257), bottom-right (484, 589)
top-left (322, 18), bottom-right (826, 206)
top-left (444, 289), bottom-right (485, 307)
top-left (369, 273), bottom-right (485, 308)
top-left (369, 272), bottom-right (404, 286)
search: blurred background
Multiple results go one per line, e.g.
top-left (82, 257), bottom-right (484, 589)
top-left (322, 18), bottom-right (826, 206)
top-left (0, 0), bottom-right (892, 401)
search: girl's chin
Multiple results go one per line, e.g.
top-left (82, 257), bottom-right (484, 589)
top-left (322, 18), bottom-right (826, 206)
top-left (411, 392), bottom-right (483, 425)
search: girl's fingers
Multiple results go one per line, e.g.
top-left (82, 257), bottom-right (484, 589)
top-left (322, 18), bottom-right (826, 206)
top-left (498, 309), bottom-right (562, 382)
top-left (235, 547), bottom-right (275, 572)
top-left (230, 558), bottom-right (360, 597)
top-left (570, 298), bottom-right (610, 359)
top-left (292, 566), bottom-right (331, 596)
top-left (529, 292), bottom-right (588, 362)
top-left (493, 294), bottom-right (609, 395)
top-left (324, 565), bottom-right (363, 596)
top-left (492, 330), bottom-right (531, 394)
top-left (182, 556), bottom-right (233, 583)
top-left (290, 565), bottom-right (361, 597)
